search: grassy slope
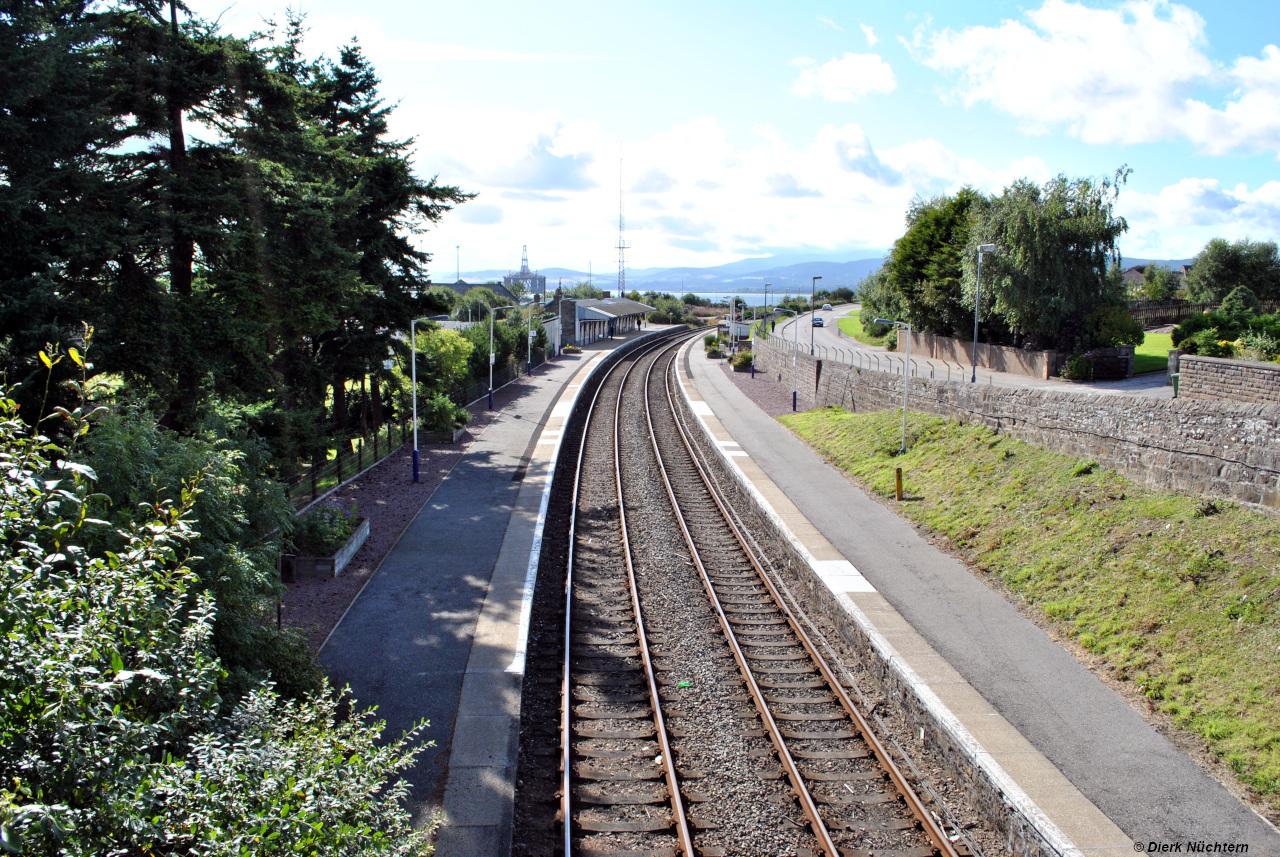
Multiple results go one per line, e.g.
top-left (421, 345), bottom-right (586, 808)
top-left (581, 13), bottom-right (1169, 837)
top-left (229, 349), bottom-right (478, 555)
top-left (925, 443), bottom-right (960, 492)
top-left (837, 311), bottom-right (893, 347)
top-left (779, 407), bottom-right (1280, 806)
top-left (1136, 332), bottom-right (1173, 374)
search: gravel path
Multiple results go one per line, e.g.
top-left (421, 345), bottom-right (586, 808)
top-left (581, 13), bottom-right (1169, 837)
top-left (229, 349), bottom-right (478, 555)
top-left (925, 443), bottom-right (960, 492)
top-left (280, 365), bottom-right (566, 652)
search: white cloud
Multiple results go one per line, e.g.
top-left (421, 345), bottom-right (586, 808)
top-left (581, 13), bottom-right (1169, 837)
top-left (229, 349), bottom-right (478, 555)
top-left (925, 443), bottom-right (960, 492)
top-left (1121, 178), bottom-right (1280, 256)
top-left (791, 53), bottom-right (896, 102)
top-left (920, 0), bottom-right (1280, 156)
top-left (861, 24), bottom-right (878, 48)
top-left (818, 14), bottom-right (843, 32)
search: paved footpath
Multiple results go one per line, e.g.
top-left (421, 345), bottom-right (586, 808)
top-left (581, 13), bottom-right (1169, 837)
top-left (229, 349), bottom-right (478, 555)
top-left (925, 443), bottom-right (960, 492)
top-left (319, 330), bottom-right (661, 855)
top-left (682, 339), bottom-right (1279, 855)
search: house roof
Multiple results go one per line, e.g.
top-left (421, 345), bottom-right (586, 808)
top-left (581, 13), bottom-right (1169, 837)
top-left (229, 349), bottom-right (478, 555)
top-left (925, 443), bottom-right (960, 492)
top-left (574, 297), bottom-right (655, 316)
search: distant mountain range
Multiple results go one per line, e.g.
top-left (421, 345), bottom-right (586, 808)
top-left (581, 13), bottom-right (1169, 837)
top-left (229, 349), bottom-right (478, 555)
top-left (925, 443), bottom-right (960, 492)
top-left (450, 252), bottom-right (1195, 296)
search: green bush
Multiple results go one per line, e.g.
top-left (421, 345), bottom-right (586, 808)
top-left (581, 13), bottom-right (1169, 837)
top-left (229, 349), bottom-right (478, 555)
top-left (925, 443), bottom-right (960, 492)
top-left (1080, 305), bottom-right (1143, 349)
top-left (729, 350), bottom-right (753, 369)
top-left (0, 387), bottom-right (432, 855)
top-left (1063, 352), bottom-right (1093, 380)
top-left (704, 333), bottom-right (721, 350)
top-left (292, 502), bottom-right (359, 555)
top-left (1183, 329), bottom-right (1235, 358)
top-left (1222, 285), bottom-right (1261, 315)
top-left (422, 392), bottom-right (471, 431)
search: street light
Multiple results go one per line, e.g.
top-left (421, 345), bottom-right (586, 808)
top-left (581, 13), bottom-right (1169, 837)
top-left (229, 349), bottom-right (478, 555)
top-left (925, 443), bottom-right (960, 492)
top-left (971, 243), bottom-right (997, 383)
top-left (874, 318), bottom-right (913, 453)
top-left (409, 315), bottom-right (434, 482)
top-left (489, 304), bottom-right (517, 409)
top-left (810, 276), bottom-right (822, 355)
top-left (777, 308), bottom-right (801, 411)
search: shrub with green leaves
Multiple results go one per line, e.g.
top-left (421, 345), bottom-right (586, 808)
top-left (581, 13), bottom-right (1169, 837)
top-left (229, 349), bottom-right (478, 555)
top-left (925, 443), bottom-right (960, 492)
top-left (0, 388), bottom-right (432, 855)
top-left (292, 502), bottom-right (360, 555)
top-left (729, 350), bottom-right (754, 369)
top-left (421, 392), bottom-right (471, 432)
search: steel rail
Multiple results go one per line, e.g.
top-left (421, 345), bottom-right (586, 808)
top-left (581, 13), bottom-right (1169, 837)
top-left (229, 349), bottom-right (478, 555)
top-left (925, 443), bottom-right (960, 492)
top-left (639, 346), bottom-right (844, 857)
top-left (610, 340), bottom-right (696, 857)
top-left (660, 343), bottom-right (963, 857)
top-left (559, 331), bottom-right (697, 857)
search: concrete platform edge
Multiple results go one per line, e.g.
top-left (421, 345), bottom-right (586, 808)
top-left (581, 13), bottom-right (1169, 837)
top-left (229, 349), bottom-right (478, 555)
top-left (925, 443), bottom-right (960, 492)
top-left (675, 341), bottom-right (1083, 857)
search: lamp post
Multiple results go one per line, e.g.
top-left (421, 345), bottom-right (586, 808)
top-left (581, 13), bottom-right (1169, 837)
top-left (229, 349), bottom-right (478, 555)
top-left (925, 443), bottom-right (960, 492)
top-left (527, 298), bottom-right (536, 375)
top-left (777, 308), bottom-right (800, 411)
top-left (971, 243), bottom-right (997, 383)
top-left (409, 315), bottom-right (434, 482)
top-left (489, 304), bottom-right (517, 409)
top-left (874, 318), bottom-right (912, 453)
top-left (810, 275), bottom-right (822, 355)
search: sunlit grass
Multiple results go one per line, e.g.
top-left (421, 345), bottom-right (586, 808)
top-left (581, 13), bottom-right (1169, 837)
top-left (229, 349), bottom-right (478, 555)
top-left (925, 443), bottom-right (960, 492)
top-left (1136, 332), bottom-right (1174, 375)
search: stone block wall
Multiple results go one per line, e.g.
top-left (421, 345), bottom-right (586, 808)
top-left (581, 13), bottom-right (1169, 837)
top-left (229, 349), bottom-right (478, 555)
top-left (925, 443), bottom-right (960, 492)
top-left (754, 337), bottom-right (1280, 512)
top-left (1179, 354), bottom-right (1280, 405)
top-left (901, 330), bottom-right (1063, 380)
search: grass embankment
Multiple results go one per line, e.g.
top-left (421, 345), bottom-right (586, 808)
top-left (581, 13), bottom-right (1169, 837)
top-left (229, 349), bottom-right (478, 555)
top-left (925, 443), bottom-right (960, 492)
top-left (837, 311), bottom-right (894, 347)
top-left (780, 407), bottom-right (1280, 807)
top-left (1135, 332), bottom-right (1173, 375)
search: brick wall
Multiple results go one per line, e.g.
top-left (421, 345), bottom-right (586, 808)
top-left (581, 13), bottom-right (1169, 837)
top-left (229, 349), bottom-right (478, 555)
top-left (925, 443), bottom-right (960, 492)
top-left (754, 337), bottom-right (1280, 512)
top-left (1179, 354), bottom-right (1280, 405)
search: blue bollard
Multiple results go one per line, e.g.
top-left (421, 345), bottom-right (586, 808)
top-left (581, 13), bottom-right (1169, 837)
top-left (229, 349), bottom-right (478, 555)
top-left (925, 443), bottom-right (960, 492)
top-left (488, 388), bottom-right (494, 410)
top-left (792, 390), bottom-right (797, 411)
top-left (412, 449), bottom-right (420, 483)
top-left (751, 363), bottom-right (755, 379)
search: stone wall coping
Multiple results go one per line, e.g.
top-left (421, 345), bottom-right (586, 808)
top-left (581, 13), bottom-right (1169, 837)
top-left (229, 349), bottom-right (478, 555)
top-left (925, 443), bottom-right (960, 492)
top-left (1180, 353), bottom-right (1280, 374)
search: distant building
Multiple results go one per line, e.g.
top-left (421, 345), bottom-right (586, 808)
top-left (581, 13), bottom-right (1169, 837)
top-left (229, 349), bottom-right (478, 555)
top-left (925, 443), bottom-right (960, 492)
top-left (555, 297), bottom-right (655, 347)
top-left (503, 246), bottom-right (547, 299)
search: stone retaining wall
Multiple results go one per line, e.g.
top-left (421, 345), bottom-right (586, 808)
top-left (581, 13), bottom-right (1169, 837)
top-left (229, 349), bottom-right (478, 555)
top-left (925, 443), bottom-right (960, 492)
top-left (1178, 354), bottom-right (1280, 405)
top-left (755, 336), bottom-right (1280, 512)
top-left (901, 330), bottom-right (1063, 380)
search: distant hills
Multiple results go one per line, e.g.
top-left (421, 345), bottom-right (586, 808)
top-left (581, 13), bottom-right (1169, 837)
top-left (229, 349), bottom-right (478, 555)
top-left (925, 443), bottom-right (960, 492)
top-left (451, 252), bottom-right (1195, 296)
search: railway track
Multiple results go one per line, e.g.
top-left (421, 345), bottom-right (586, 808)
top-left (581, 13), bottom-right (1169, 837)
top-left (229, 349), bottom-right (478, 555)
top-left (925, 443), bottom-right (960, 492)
top-left (539, 330), bottom-right (968, 856)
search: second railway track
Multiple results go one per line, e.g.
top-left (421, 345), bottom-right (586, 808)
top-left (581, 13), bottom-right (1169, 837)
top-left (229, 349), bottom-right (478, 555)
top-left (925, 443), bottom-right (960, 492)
top-left (517, 329), bottom-right (972, 857)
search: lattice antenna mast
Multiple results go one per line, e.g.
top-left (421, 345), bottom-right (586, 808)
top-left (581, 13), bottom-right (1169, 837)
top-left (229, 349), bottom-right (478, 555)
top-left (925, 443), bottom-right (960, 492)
top-left (521, 245), bottom-right (530, 274)
top-left (616, 151), bottom-right (630, 294)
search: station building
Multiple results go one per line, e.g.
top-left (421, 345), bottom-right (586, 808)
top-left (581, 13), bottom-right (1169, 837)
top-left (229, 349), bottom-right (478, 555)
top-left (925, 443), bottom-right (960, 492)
top-left (556, 297), bottom-right (655, 347)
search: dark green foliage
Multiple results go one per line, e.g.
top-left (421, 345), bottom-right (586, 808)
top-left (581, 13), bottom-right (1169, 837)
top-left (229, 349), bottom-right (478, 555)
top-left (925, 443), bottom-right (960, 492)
top-left (1186, 238), bottom-right (1280, 303)
top-left (857, 266), bottom-right (903, 336)
top-left (421, 392), bottom-right (471, 431)
top-left (565, 282), bottom-right (605, 299)
top-left (972, 170), bottom-right (1130, 350)
top-left (1222, 285), bottom-right (1261, 315)
top-left (0, 389), bottom-right (431, 855)
top-left (1063, 352), bottom-right (1093, 380)
top-left (646, 293), bottom-right (690, 324)
top-left (888, 188), bottom-right (984, 336)
top-left (80, 406), bottom-right (322, 703)
top-left (291, 502), bottom-right (360, 555)
top-left (1142, 264), bottom-right (1180, 301)
top-left (1080, 305), bottom-right (1144, 350)
top-left (682, 292), bottom-right (712, 307)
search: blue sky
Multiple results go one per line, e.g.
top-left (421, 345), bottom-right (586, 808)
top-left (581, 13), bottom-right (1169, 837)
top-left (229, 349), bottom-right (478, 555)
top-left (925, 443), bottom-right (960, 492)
top-left (188, 0), bottom-right (1280, 276)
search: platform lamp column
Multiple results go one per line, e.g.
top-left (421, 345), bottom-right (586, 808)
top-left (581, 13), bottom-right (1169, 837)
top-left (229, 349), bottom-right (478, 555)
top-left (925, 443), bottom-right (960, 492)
top-left (409, 315), bottom-right (432, 482)
top-left (810, 275), bottom-right (822, 355)
top-left (489, 304), bottom-right (517, 409)
top-left (874, 318), bottom-right (912, 453)
top-left (527, 299), bottom-right (534, 375)
top-left (971, 243), bottom-right (997, 383)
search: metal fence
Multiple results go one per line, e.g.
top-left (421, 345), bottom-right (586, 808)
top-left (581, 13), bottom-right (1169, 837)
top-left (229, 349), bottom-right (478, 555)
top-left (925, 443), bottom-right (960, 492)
top-left (766, 335), bottom-right (967, 381)
top-left (285, 418), bottom-right (412, 509)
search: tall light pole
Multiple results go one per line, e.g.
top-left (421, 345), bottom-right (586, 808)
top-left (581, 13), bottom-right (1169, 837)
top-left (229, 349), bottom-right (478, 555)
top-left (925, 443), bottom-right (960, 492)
top-left (456, 245), bottom-right (460, 283)
top-left (875, 318), bottom-right (913, 453)
top-left (489, 304), bottom-right (517, 409)
top-left (971, 244), bottom-right (997, 383)
top-left (810, 275), bottom-right (822, 355)
top-left (527, 299), bottom-right (535, 375)
top-left (409, 315), bottom-right (433, 482)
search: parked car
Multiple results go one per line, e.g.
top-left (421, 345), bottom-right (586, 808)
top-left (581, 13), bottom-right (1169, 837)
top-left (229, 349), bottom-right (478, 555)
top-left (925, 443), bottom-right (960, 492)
top-left (812, 317), bottom-right (825, 327)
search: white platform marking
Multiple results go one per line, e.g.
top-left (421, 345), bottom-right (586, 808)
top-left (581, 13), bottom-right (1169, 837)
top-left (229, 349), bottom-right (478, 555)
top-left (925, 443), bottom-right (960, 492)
top-left (811, 559), bottom-right (876, 593)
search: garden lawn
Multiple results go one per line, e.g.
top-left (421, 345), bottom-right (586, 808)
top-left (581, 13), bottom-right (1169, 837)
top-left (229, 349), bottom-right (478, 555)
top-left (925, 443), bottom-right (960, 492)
top-left (1135, 332), bottom-right (1173, 374)
top-left (837, 311), bottom-right (893, 347)
top-left (779, 407), bottom-right (1280, 810)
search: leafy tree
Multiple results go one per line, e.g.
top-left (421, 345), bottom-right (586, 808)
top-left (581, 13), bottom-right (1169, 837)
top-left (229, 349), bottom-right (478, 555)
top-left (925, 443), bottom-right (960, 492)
top-left (1142, 263), bottom-right (1180, 302)
top-left (453, 287), bottom-right (502, 322)
top-left (0, 376), bottom-right (431, 854)
top-left (970, 170), bottom-right (1130, 350)
top-left (564, 282), bottom-right (605, 299)
top-left (1221, 285), bottom-right (1261, 315)
top-left (857, 266), bottom-right (904, 336)
top-left (682, 292), bottom-right (711, 307)
top-left (411, 326), bottom-right (474, 397)
top-left (1185, 238), bottom-right (1280, 302)
top-left (887, 188), bottom-right (984, 336)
